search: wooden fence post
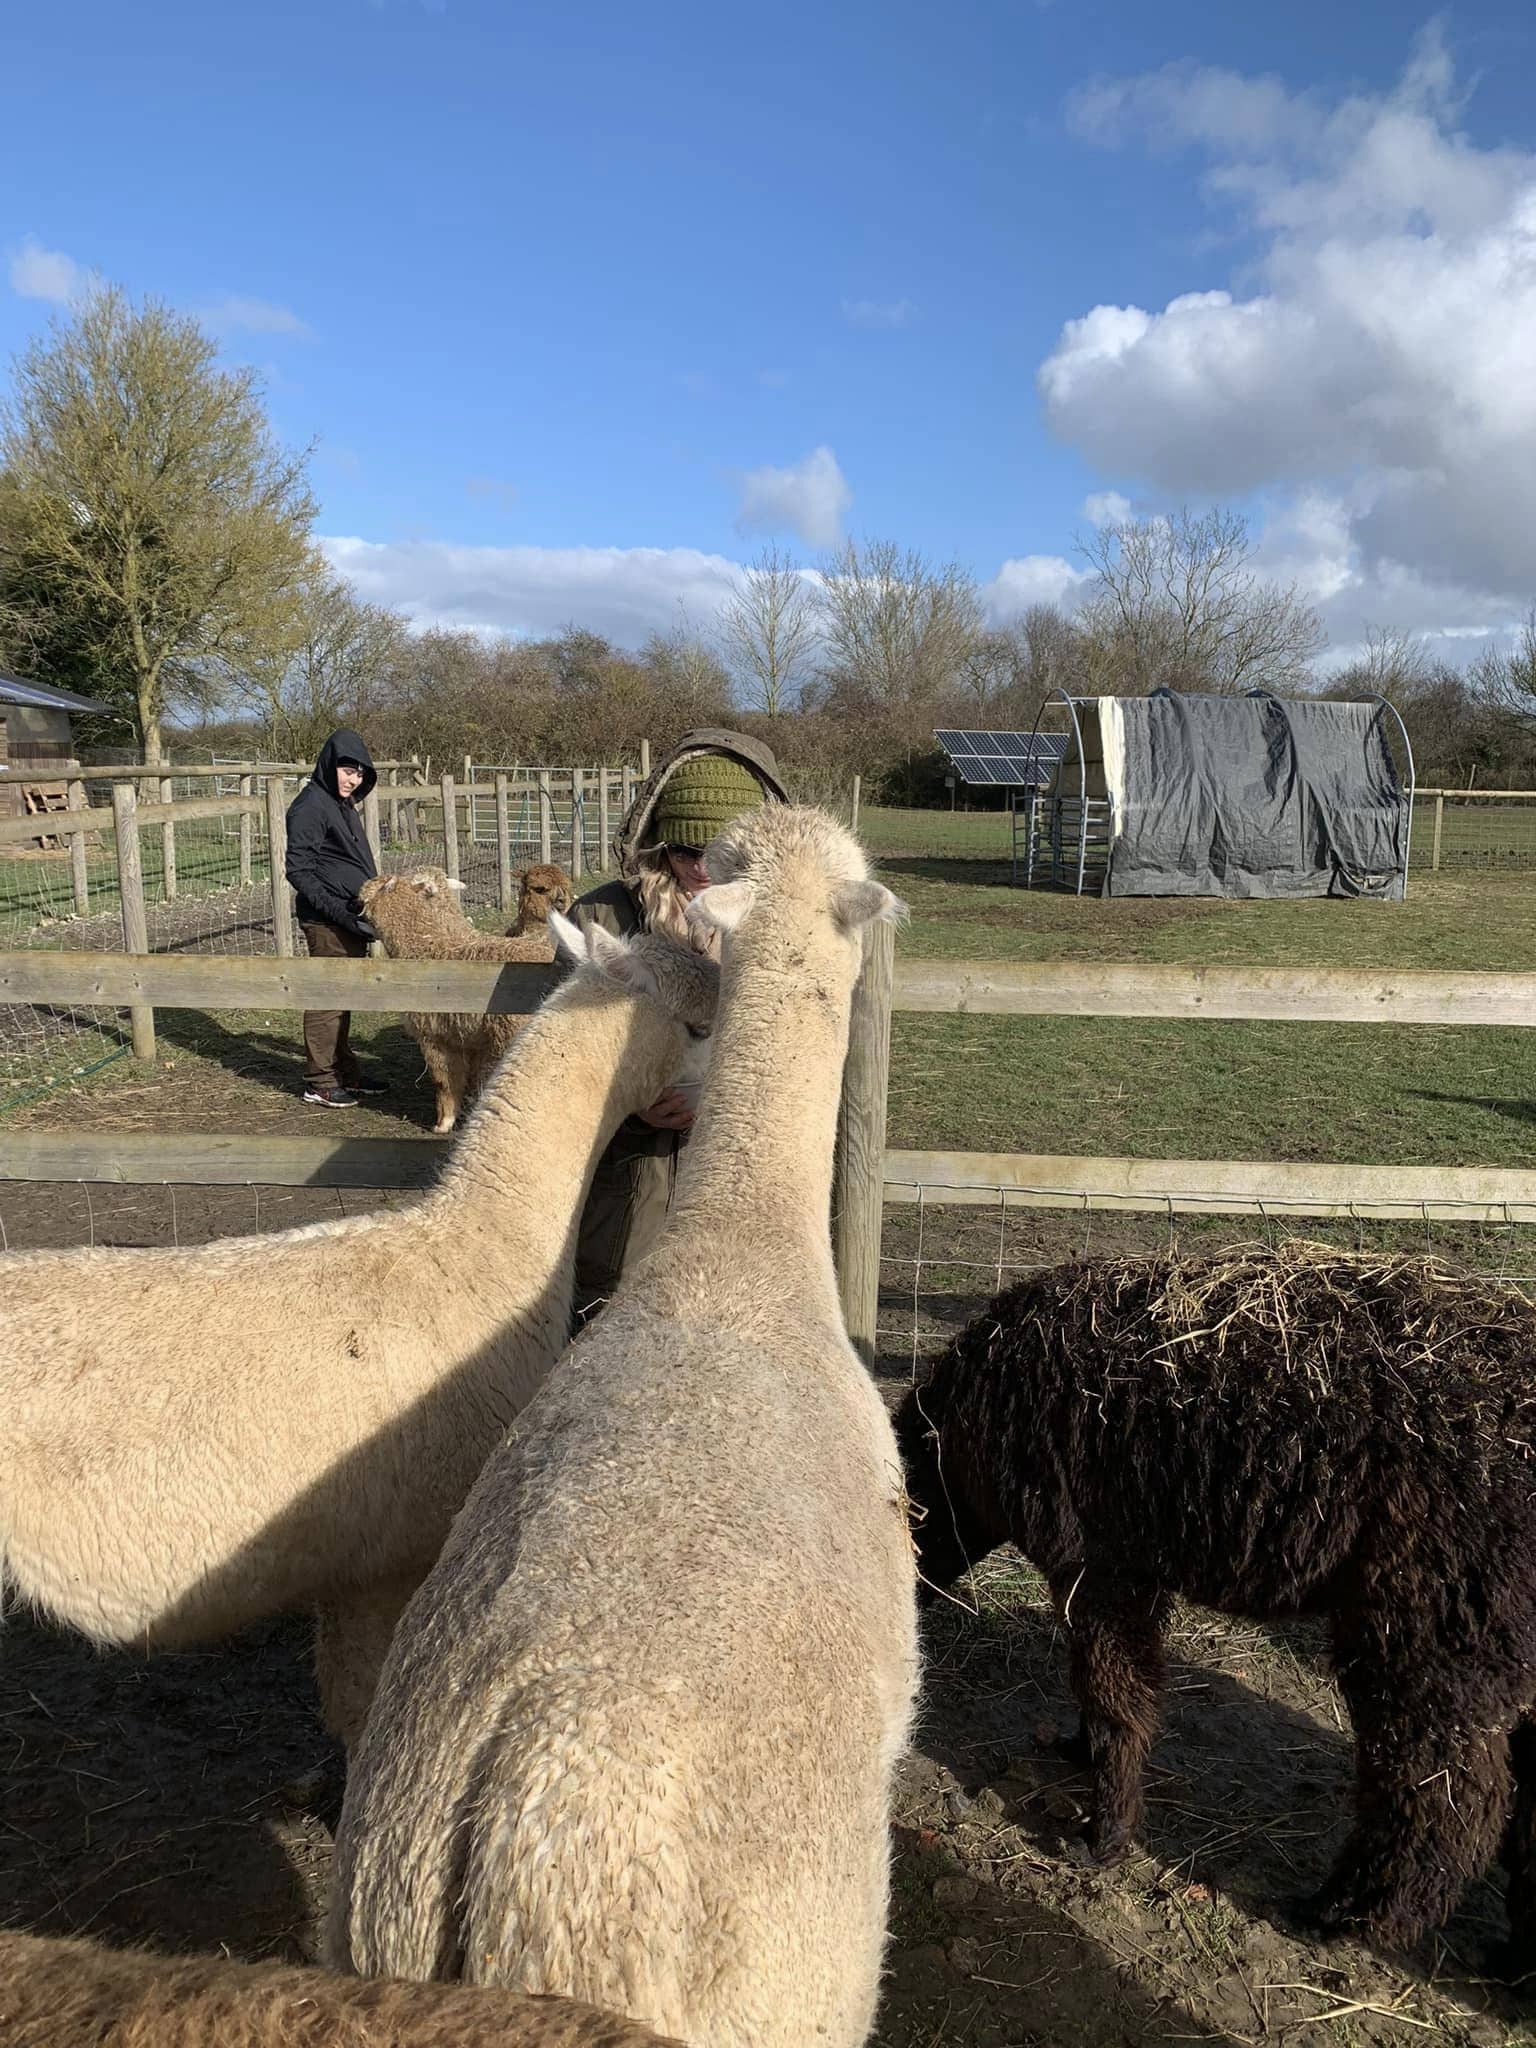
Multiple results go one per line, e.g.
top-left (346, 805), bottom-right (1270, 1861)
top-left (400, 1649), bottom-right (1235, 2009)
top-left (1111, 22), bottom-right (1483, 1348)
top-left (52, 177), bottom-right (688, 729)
top-left (622, 764), bottom-right (635, 814)
top-left (238, 773), bottom-right (254, 884)
top-left (639, 738), bottom-right (651, 780)
top-left (159, 775), bottom-right (178, 901)
top-left (387, 780), bottom-right (400, 846)
top-left (495, 771), bottom-right (513, 913)
top-left (265, 776), bottom-right (294, 957)
top-left (67, 779), bottom-right (89, 915)
top-left (1432, 792), bottom-right (1445, 872)
top-left (598, 766), bottom-right (610, 872)
top-left (851, 774), bottom-right (862, 835)
top-left (571, 767), bottom-right (585, 879)
top-left (441, 774), bottom-right (460, 884)
top-left (111, 781), bottom-right (156, 1062)
top-left (832, 916), bottom-right (894, 1365)
top-left (362, 785), bottom-right (382, 867)
top-left (538, 769), bottom-right (553, 864)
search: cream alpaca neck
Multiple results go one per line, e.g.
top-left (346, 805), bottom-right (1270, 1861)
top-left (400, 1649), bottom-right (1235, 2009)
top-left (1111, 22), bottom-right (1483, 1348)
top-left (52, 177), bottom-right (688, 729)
top-left (425, 982), bottom-right (653, 1265)
top-left (669, 909), bottom-right (853, 1284)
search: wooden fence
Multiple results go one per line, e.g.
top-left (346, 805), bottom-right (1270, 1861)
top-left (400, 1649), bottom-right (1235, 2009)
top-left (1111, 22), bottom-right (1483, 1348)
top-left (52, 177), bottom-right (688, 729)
top-left (8, 936), bottom-right (1536, 1357)
top-left (2, 759), bottom-right (645, 1022)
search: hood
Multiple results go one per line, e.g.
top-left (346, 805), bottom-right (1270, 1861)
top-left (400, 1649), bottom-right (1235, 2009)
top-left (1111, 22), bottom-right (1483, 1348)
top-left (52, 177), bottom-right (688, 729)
top-left (614, 728), bottom-right (788, 881)
top-left (312, 728), bottom-right (377, 803)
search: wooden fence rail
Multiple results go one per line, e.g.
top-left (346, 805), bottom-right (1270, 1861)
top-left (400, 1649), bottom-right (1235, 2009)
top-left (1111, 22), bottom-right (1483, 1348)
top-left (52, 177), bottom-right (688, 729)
top-left (9, 1134), bottom-right (1536, 1227)
top-left (12, 946), bottom-right (1536, 1349)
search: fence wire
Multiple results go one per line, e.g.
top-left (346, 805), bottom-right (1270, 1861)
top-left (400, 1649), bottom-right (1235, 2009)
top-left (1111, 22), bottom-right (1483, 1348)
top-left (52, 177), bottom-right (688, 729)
top-left (875, 1183), bottom-right (1536, 1381)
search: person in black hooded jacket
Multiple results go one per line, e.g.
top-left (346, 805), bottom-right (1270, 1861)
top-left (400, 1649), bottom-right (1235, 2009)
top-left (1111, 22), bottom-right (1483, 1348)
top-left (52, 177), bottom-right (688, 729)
top-left (285, 729), bottom-right (386, 1107)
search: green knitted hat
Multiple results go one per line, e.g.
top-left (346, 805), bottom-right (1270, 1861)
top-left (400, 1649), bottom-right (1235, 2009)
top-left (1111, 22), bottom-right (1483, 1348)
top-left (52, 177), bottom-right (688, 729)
top-left (651, 754), bottom-right (766, 848)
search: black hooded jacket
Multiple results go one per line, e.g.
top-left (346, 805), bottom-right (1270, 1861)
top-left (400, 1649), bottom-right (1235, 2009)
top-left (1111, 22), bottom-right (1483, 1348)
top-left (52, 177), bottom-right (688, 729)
top-left (284, 729), bottom-right (378, 936)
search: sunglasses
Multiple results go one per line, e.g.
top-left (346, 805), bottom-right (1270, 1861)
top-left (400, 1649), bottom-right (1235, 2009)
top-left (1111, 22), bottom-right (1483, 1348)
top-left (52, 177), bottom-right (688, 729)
top-left (663, 843), bottom-right (706, 861)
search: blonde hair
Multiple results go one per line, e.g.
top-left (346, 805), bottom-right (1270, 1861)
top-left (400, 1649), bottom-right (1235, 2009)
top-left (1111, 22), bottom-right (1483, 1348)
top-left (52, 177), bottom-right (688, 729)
top-left (635, 848), bottom-right (720, 958)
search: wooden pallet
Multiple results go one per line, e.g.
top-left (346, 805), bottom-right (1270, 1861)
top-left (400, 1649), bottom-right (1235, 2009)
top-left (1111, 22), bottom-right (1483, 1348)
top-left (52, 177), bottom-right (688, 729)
top-left (20, 782), bottom-right (70, 850)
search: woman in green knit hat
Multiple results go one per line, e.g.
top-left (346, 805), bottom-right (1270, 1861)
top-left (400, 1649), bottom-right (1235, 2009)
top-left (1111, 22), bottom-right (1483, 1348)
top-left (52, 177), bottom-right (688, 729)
top-left (567, 728), bottom-right (788, 1324)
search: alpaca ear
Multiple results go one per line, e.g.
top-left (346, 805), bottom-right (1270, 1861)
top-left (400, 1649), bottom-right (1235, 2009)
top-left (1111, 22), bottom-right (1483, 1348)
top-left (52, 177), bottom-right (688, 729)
top-left (687, 879), bottom-right (756, 934)
top-left (584, 922), bottom-right (658, 995)
top-left (550, 910), bottom-right (586, 966)
top-left (446, 877), bottom-right (466, 892)
top-left (832, 880), bottom-right (905, 934)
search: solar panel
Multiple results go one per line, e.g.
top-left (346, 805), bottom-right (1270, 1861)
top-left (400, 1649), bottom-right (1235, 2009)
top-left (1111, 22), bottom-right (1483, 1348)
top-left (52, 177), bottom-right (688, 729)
top-left (935, 730), bottom-right (1068, 788)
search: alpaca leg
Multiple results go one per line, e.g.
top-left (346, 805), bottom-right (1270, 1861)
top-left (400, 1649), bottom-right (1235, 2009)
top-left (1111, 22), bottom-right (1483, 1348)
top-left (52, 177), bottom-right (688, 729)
top-left (1496, 1714), bottom-right (1536, 1980)
top-left (1054, 1567), bottom-right (1169, 1863)
top-left (420, 1038), bottom-right (465, 1134)
top-left (314, 1574), bottom-right (421, 1755)
top-left (1314, 1658), bottom-right (1512, 1949)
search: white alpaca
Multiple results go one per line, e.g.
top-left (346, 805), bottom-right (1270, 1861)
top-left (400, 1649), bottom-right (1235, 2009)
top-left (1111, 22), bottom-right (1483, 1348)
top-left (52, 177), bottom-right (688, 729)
top-left (329, 807), bottom-right (919, 2048)
top-left (0, 920), bottom-right (716, 1750)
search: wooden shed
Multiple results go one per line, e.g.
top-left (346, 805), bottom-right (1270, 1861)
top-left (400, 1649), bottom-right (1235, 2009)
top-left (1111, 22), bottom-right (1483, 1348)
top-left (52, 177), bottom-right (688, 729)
top-left (0, 674), bottom-right (121, 831)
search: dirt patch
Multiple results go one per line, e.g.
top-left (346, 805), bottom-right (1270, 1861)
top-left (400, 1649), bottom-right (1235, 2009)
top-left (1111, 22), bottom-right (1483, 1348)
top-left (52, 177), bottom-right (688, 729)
top-left (4, 1570), bottom-right (1526, 2044)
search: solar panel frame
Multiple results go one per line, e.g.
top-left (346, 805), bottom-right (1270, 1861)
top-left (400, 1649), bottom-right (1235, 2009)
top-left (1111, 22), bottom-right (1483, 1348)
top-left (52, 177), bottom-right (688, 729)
top-left (935, 729), bottom-right (1069, 788)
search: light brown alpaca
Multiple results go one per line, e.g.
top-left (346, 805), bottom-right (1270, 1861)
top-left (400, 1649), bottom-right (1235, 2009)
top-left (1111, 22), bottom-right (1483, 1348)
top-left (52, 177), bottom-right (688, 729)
top-left (330, 807), bottom-right (919, 2048)
top-left (0, 1930), bottom-right (681, 2048)
top-left (359, 867), bottom-right (555, 1133)
top-left (507, 863), bottom-right (573, 936)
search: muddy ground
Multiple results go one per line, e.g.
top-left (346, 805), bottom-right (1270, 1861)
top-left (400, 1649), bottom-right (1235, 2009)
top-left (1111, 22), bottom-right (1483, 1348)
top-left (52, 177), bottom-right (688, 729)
top-left (3, 1174), bottom-right (1534, 2045)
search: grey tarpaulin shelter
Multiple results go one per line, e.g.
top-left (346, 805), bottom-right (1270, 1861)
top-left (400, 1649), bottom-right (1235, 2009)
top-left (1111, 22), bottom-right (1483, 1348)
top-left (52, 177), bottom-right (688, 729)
top-left (1015, 689), bottom-right (1414, 900)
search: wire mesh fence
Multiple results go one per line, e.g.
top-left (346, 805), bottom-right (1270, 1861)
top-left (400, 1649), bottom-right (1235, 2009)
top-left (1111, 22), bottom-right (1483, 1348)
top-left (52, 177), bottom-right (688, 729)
top-left (0, 762), bottom-right (636, 1106)
top-left (874, 1183), bottom-right (1536, 1382)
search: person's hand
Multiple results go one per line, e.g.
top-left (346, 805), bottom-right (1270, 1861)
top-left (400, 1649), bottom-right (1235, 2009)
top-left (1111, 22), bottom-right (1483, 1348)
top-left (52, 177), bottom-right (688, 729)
top-left (355, 916), bottom-right (380, 941)
top-left (637, 1089), bottom-right (695, 1131)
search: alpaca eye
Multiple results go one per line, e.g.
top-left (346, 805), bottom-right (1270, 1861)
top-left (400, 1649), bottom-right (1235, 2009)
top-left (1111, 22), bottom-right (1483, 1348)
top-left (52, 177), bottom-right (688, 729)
top-left (686, 1024), bottom-right (711, 1042)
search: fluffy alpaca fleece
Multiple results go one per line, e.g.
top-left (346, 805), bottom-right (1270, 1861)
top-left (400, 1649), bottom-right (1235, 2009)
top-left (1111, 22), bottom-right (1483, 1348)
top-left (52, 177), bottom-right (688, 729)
top-left (359, 867), bottom-right (560, 1133)
top-left (507, 863), bottom-right (573, 936)
top-left (329, 806), bottom-right (920, 2048)
top-left (0, 920), bottom-right (716, 1752)
top-left (0, 1931), bottom-right (681, 2048)
top-left (894, 1245), bottom-right (1536, 1966)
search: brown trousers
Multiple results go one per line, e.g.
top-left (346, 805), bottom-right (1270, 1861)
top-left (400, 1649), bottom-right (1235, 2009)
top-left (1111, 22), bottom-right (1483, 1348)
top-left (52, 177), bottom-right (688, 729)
top-left (299, 919), bottom-right (368, 1086)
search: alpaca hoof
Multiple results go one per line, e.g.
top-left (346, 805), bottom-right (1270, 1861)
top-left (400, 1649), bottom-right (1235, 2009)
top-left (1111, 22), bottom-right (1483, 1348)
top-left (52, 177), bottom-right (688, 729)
top-left (1087, 1816), bottom-right (1133, 1865)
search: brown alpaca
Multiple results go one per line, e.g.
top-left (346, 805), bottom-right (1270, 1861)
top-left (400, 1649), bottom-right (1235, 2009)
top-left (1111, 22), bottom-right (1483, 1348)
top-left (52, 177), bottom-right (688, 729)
top-left (359, 867), bottom-right (555, 1133)
top-left (0, 1930), bottom-right (680, 2047)
top-left (507, 863), bottom-right (573, 936)
top-left (896, 1246), bottom-right (1536, 1972)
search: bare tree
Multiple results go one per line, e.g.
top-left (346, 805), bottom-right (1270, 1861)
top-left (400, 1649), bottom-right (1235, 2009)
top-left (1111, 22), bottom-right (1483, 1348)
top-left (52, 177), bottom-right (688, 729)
top-left (718, 546), bottom-right (818, 716)
top-left (817, 538), bottom-right (984, 708)
top-left (1076, 508), bottom-right (1323, 696)
top-left (226, 575), bottom-right (407, 759)
top-left (0, 287), bottom-right (317, 762)
top-left (1467, 609), bottom-right (1536, 724)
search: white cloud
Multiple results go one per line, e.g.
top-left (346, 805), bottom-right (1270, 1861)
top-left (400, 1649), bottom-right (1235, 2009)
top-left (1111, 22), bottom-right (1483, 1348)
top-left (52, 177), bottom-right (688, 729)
top-left (320, 537), bottom-right (750, 646)
top-left (1041, 25), bottom-right (1536, 642)
top-left (8, 238), bottom-right (93, 303)
top-left (202, 295), bottom-right (310, 337)
top-left (1083, 490), bottom-right (1132, 528)
top-left (982, 554), bottom-right (1092, 621)
top-left (735, 444), bottom-right (851, 549)
top-left (840, 296), bottom-right (915, 329)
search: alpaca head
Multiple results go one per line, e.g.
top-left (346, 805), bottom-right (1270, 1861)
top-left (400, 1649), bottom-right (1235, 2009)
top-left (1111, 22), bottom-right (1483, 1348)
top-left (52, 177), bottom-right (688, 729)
top-left (549, 911), bottom-right (718, 1096)
top-left (510, 863), bottom-right (573, 930)
top-left (357, 868), bottom-right (470, 951)
top-left (892, 1376), bottom-right (1006, 1605)
top-left (683, 805), bottom-right (905, 959)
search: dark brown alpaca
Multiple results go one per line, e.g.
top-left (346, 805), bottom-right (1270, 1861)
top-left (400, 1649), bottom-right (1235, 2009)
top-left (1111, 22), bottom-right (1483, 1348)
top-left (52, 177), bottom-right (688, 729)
top-left (0, 1930), bottom-right (681, 2047)
top-left (894, 1245), bottom-right (1536, 1969)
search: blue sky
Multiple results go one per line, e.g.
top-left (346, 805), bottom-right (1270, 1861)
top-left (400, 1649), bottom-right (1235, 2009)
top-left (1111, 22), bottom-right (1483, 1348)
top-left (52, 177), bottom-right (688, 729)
top-left (5, 0), bottom-right (1536, 658)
